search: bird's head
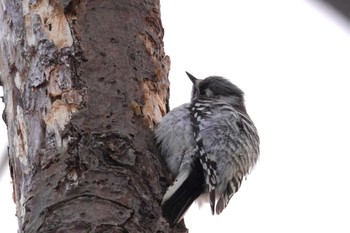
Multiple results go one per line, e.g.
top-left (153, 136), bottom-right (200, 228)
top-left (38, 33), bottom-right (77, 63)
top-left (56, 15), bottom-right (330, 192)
top-left (187, 71), bottom-right (244, 99)
top-left (186, 72), bottom-right (246, 113)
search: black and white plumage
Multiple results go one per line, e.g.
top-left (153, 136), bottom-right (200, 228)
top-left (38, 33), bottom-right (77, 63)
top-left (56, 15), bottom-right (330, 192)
top-left (155, 72), bottom-right (259, 226)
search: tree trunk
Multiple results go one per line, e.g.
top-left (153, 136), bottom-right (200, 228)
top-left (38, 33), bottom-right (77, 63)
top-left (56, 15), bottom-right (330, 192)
top-left (0, 0), bottom-right (186, 232)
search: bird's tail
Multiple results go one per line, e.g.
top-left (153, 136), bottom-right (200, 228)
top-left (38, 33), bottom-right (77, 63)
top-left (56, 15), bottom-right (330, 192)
top-left (161, 158), bottom-right (205, 226)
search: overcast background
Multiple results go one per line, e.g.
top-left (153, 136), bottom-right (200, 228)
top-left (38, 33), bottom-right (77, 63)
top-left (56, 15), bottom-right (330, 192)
top-left (1, 0), bottom-right (350, 232)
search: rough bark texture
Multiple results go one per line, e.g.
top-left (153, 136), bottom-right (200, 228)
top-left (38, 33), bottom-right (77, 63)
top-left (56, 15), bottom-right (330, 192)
top-left (0, 0), bottom-right (187, 232)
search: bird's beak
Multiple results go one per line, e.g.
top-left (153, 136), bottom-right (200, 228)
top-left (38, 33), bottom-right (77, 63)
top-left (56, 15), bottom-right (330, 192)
top-left (185, 72), bottom-right (197, 85)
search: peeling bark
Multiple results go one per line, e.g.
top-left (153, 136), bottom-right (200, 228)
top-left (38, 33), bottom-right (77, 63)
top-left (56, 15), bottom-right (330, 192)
top-left (0, 0), bottom-right (186, 232)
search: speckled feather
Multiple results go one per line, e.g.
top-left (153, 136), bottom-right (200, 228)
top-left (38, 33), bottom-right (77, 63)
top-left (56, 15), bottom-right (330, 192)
top-left (155, 74), bottom-right (259, 225)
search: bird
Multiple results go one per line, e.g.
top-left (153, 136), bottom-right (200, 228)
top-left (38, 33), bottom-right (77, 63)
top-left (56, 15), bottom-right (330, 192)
top-left (155, 72), bottom-right (259, 226)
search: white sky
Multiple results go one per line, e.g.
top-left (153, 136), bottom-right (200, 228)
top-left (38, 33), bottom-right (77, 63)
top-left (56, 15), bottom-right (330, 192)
top-left (161, 0), bottom-right (350, 232)
top-left (1, 0), bottom-right (350, 232)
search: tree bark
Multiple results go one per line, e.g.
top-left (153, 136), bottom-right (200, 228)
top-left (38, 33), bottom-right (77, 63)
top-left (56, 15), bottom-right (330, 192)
top-left (0, 0), bottom-right (186, 232)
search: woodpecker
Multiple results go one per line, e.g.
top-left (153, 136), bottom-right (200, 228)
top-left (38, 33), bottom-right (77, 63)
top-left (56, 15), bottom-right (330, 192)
top-left (155, 72), bottom-right (259, 226)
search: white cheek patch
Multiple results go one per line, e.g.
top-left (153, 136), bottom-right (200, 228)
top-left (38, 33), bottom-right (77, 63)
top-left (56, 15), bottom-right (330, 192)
top-left (205, 88), bottom-right (213, 97)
